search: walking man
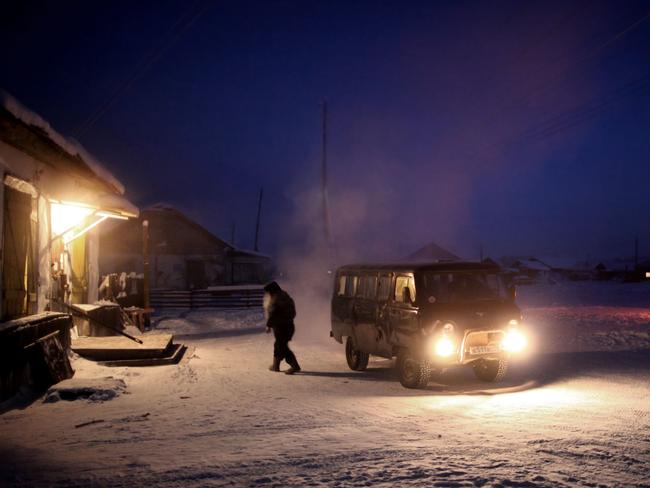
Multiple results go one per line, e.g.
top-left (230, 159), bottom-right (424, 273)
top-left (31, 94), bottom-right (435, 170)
top-left (264, 281), bottom-right (301, 374)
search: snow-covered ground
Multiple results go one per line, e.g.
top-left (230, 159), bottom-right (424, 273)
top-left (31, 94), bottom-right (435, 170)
top-left (1, 281), bottom-right (649, 487)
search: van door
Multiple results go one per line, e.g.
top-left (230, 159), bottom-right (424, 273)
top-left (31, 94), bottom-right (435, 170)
top-left (374, 273), bottom-right (393, 357)
top-left (388, 274), bottom-right (420, 350)
top-left (352, 274), bottom-right (382, 355)
top-left (331, 273), bottom-right (355, 342)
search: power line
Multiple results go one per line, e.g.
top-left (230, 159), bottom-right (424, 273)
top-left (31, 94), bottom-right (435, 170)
top-left (468, 8), bottom-right (650, 158)
top-left (74, 0), bottom-right (212, 137)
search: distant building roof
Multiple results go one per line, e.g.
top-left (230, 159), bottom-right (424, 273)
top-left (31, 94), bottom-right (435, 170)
top-left (594, 259), bottom-right (637, 272)
top-left (514, 258), bottom-right (551, 271)
top-left (405, 242), bottom-right (460, 262)
top-left (231, 248), bottom-right (272, 259)
top-left (142, 204), bottom-right (233, 250)
top-left (535, 257), bottom-right (584, 271)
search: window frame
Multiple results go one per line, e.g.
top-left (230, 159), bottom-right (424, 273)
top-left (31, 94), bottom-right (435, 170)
top-left (394, 274), bottom-right (417, 306)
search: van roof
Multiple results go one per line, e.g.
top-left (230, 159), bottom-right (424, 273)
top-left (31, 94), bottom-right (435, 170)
top-left (336, 261), bottom-right (500, 274)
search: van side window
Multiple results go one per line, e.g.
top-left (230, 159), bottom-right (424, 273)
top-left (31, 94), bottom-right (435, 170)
top-left (337, 275), bottom-right (346, 296)
top-left (394, 275), bottom-right (416, 304)
top-left (356, 276), bottom-right (367, 297)
top-left (365, 276), bottom-right (377, 299)
top-left (377, 275), bottom-right (391, 301)
top-left (345, 275), bottom-right (358, 296)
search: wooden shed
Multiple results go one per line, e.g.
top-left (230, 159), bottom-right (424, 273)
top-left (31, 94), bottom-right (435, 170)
top-left (100, 204), bottom-right (274, 291)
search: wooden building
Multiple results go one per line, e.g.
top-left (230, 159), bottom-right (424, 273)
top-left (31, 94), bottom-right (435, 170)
top-left (0, 90), bottom-right (138, 398)
top-left (0, 90), bottom-right (137, 317)
top-left (100, 204), bottom-right (274, 291)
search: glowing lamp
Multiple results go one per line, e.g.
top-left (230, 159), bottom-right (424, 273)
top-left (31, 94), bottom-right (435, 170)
top-left (50, 202), bottom-right (94, 237)
top-left (435, 337), bottom-right (456, 357)
top-left (501, 329), bottom-right (527, 353)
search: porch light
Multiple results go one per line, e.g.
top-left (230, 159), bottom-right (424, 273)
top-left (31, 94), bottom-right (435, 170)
top-left (50, 202), bottom-right (95, 237)
top-left (50, 201), bottom-right (129, 243)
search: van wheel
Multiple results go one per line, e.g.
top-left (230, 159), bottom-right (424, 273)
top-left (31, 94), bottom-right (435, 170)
top-left (472, 358), bottom-right (508, 382)
top-left (396, 349), bottom-right (430, 389)
top-left (345, 337), bottom-right (369, 371)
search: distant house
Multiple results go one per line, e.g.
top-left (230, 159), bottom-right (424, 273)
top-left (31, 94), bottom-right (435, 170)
top-left (635, 259), bottom-right (650, 281)
top-left (536, 257), bottom-right (593, 281)
top-left (406, 242), bottom-right (460, 262)
top-left (511, 258), bottom-right (552, 283)
top-left (595, 258), bottom-right (646, 281)
top-left (99, 204), bottom-right (274, 290)
top-left (481, 257), bottom-right (500, 267)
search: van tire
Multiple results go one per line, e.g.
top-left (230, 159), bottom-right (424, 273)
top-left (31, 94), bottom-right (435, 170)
top-left (472, 358), bottom-right (508, 382)
top-left (396, 349), bottom-right (430, 389)
top-left (345, 337), bottom-right (369, 371)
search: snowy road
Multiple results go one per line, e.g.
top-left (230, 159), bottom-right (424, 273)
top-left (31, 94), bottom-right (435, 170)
top-left (1, 283), bottom-right (650, 487)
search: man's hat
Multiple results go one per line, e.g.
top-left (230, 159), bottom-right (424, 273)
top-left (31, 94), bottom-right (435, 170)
top-left (263, 281), bottom-right (282, 294)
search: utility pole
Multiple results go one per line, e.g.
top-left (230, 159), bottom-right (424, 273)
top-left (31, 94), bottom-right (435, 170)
top-left (254, 187), bottom-right (263, 252)
top-left (230, 222), bottom-right (236, 247)
top-left (321, 99), bottom-right (332, 247)
top-left (142, 220), bottom-right (150, 310)
top-left (635, 233), bottom-right (639, 266)
top-left (479, 242), bottom-right (484, 262)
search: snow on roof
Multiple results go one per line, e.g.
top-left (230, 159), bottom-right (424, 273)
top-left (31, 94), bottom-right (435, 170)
top-left (231, 248), bottom-right (272, 259)
top-left (514, 258), bottom-right (551, 271)
top-left (0, 89), bottom-right (125, 195)
top-left (97, 193), bottom-right (139, 218)
top-left (536, 257), bottom-right (584, 270)
top-left (147, 202), bottom-right (177, 211)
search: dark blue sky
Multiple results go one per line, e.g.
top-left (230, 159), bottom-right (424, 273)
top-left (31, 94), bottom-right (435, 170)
top-left (2, 0), bottom-right (649, 262)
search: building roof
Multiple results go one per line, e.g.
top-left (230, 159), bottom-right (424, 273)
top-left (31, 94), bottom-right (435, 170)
top-left (0, 90), bottom-right (138, 216)
top-left (405, 242), bottom-right (460, 262)
top-left (513, 258), bottom-right (551, 271)
top-left (337, 261), bottom-right (499, 274)
top-left (230, 248), bottom-right (272, 259)
top-left (142, 204), bottom-right (233, 251)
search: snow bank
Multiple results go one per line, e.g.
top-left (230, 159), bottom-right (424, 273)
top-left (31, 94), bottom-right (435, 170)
top-left (154, 309), bottom-right (265, 336)
top-left (517, 280), bottom-right (650, 308)
top-left (0, 89), bottom-right (125, 195)
top-left (43, 377), bottom-right (126, 403)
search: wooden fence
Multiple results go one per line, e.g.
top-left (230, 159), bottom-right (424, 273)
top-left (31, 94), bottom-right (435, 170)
top-left (150, 286), bottom-right (264, 309)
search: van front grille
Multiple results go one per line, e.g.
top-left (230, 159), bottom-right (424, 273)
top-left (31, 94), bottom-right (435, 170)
top-left (463, 330), bottom-right (504, 350)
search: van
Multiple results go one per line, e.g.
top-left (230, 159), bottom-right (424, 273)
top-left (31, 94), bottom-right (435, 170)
top-left (330, 262), bottom-right (527, 388)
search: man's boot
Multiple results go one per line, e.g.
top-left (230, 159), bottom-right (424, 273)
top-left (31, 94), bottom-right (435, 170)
top-left (284, 357), bottom-right (301, 375)
top-left (269, 357), bottom-right (280, 372)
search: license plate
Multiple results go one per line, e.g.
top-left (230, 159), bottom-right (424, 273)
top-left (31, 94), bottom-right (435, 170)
top-left (470, 345), bottom-right (500, 355)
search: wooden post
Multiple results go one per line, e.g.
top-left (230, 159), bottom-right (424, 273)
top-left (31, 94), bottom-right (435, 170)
top-left (142, 220), bottom-right (150, 309)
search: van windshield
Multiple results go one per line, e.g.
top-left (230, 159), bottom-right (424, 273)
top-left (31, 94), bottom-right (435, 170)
top-left (420, 271), bottom-right (507, 303)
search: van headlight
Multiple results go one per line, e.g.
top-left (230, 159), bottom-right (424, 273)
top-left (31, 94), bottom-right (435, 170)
top-left (501, 328), bottom-right (527, 353)
top-left (429, 322), bottom-right (456, 357)
top-left (434, 336), bottom-right (456, 357)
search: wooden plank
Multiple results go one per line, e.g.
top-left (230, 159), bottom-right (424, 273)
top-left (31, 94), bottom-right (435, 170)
top-left (72, 333), bottom-right (173, 360)
top-left (98, 344), bottom-right (187, 367)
